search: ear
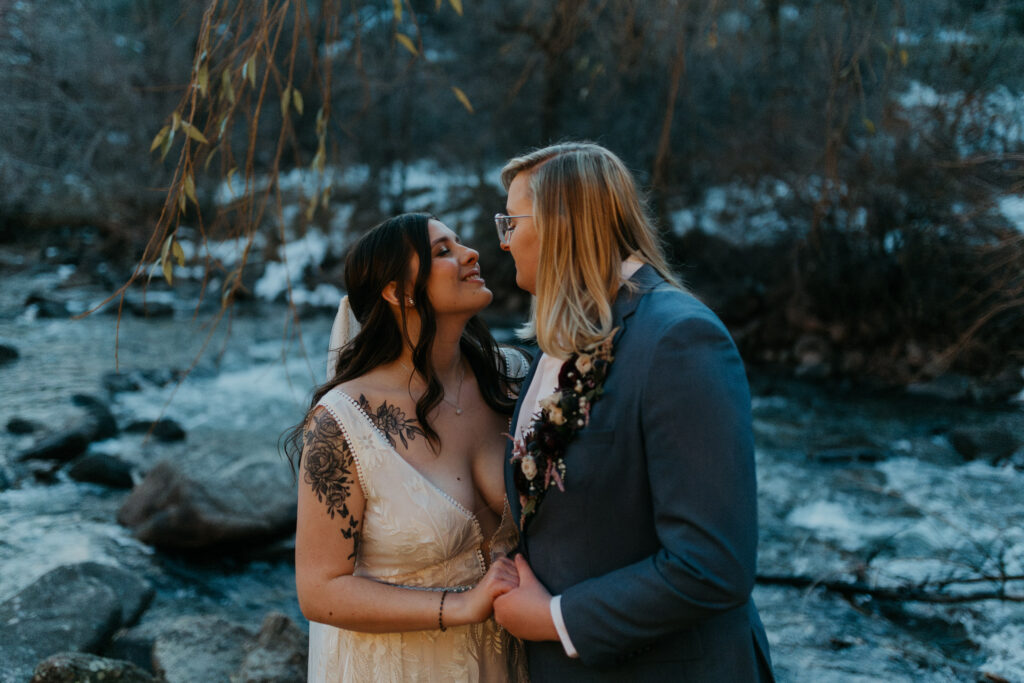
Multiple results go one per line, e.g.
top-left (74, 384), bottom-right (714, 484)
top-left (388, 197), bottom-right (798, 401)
top-left (381, 281), bottom-right (401, 307)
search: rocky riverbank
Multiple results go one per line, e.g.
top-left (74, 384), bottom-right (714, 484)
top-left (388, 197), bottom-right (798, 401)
top-left (1, 249), bottom-right (1022, 681)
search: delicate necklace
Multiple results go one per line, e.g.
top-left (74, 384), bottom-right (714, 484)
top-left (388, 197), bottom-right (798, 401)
top-left (399, 359), bottom-right (465, 416)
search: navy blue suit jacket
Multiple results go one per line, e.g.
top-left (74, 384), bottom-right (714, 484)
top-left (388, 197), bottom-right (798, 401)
top-left (504, 265), bottom-right (774, 681)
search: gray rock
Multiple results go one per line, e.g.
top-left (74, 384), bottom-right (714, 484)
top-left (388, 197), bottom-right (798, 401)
top-left (809, 446), bottom-right (889, 464)
top-left (906, 373), bottom-right (971, 402)
top-left (234, 612), bottom-right (308, 683)
top-left (30, 652), bottom-right (156, 683)
top-left (948, 426), bottom-right (1019, 464)
top-left (69, 452), bottom-right (135, 488)
top-left (19, 395), bottom-right (118, 462)
top-left (0, 563), bottom-right (141, 682)
top-left (0, 342), bottom-right (18, 365)
top-left (117, 461), bottom-right (296, 551)
top-left (103, 371), bottom-right (143, 394)
top-left (25, 292), bottom-right (70, 318)
top-left (7, 416), bottom-right (38, 434)
top-left (104, 620), bottom-right (166, 674)
top-left (124, 418), bottom-right (186, 442)
top-left (150, 615), bottom-right (255, 683)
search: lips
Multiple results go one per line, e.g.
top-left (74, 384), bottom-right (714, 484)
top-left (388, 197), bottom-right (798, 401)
top-left (462, 268), bottom-right (484, 283)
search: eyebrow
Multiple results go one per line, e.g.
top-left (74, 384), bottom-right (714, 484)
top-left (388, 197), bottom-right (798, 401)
top-left (431, 235), bottom-right (461, 247)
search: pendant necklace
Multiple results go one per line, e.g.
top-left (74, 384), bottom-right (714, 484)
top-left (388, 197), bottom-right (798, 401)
top-left (399, 360), bottom-right (465, 416)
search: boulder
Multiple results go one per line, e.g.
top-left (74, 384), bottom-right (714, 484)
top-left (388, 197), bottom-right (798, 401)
top-left (906, 374), bottom-right (971, 402)
top-left (0, 341), bottom-right (18, 365)
top-left (117, 461), bottom-right (296, 551)
top-left (19, 395), bottom-right (117, 462)
top-left (69, 452), bottom-right (135, 488)
top-left (234, 612), bottom-right (308, 683)
top-left (7, 416), bottom-right (38, 434)
top-left (124, 418), bottom-right (186, 442)
top-left (30, 653), bottom-right (156, 683)
top-left (948, 426), bottom-right (1019, 464)
top-left (24, 292), bottom-right (69, 318)
top-left (103, 371), bottom-right (143, 394)
top-left (150, 615), bottom-right (254, 683)
top-left (0, 563), bottom-right (152, 683)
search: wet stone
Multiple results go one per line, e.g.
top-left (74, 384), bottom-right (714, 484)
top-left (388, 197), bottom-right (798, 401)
top-left (7, 416), bottom-right (38, 434)
top-left (0, 341), bottom-right (18, 364)
top-left (68, 452), bottom-right (135, 489)
top-left (30, 652), bottom-right (156, 683)
top-left (124, 418), bottom-right (186, 442)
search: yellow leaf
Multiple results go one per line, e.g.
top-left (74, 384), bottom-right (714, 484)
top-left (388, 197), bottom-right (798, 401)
top-left (160, 234), bottom-right (173, 263)
top-left (247, 55), bottom-right (257, 88)
top-left (172, 111), bottom-right (181, 131)
top-left (197, 63), bottom-right (209, 96)
top-left (226, 167), bottom-right (238, 198)
top-left (305, 198), bottom-right (316, 221)
top-left (183, 173), bottom-right (197, 205)
top-left (178, 191), bottom-right (186, 214)
top-left (162, 257), bottom-right (173, 285)
top-left (396, 33), bottom-right (418, 56)
top-left (204, 144), bottom-right (219, 171)
top-left (292, 89), bottom-right (304, 115)
top-left (448, 0), bottom-right (463, 15)
top-left (899, 49), bottom-right (909, 67)
top-left (392, 0), bottom-right (402, 22)
top-left (182, 123), bottom-right (209, 144)
top-left (321, 187), bottom-right (331, 209)
top-left (863, 117), bottom-right (876, 135)
top-left (160, 131), bottom-right (173, 161)
top-left (281, 87), bottom-right (291, 118)
top-left (150, 125), bottom-right (170, 152)
top-left (315, 107), bottom-right (326, 136)
top-left (451, 86), bottom-right (474, 113)
top-left (172, 239), bottom-right (185, 267)
top-left (221, 70), bottom-right (235, 105)
top-left (311, 143), bottom-right (325, 174)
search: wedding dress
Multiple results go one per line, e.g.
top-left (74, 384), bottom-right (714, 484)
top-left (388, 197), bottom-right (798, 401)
top-left (307, 297), bottom-right (524, 682)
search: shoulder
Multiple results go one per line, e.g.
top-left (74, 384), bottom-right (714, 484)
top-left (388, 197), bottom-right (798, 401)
top-left (499, 346), bottom-right (533, 380)
top-left (633, 286), bottom-right (732, 344)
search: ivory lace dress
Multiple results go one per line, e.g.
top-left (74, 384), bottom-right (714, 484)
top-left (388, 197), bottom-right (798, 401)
top-left (306, 388), bottom-right (522, 682)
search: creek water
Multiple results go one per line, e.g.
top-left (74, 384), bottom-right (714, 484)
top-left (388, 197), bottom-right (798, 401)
top-left (1, 260), bottom-right (1022, 681)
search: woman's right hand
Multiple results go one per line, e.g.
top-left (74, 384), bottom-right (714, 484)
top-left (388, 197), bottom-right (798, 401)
top-left (447, 556), bottom-right (519, 626)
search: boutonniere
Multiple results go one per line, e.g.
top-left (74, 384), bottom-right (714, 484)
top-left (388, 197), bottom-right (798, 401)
top-left (509, 329), bottom-right (618, 527)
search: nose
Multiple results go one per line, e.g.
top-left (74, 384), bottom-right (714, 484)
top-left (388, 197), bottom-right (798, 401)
top-left (461, 245), bottom-right (479, 264)
top-left (499, 238), bottom-right (510, 253)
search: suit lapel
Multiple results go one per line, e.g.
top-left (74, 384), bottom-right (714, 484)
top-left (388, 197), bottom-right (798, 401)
top-left (506, 264), bottom-right (665, 533)
top-left (505, 351), bottom-right (542, 529)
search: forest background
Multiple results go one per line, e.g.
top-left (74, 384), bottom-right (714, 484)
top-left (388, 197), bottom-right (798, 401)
top-left (2, 0), bottom-right (1023, 391)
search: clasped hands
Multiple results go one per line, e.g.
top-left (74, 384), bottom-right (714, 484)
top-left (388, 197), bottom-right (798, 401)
top-left (479, 554), bottom-right (559, 641)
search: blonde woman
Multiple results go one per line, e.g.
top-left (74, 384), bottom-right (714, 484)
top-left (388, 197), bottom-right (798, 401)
top-left (491, 143), bottom-right (775, 682)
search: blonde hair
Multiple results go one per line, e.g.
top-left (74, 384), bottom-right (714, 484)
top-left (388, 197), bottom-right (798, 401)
top-left (501, 142), bottom-right (684, 358)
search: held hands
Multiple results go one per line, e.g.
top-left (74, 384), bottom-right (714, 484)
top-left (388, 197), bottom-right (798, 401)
top-left (448, 556), bottom-right (519, 626)
top-left (493, 554), bottom-right (559, 641)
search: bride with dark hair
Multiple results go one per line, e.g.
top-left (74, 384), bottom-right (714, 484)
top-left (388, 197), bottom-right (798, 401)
top-left (285, 213), bottom-right (528, 682)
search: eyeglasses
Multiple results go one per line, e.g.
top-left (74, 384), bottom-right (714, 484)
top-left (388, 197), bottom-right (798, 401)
top-left (494, 213), bottom-right (531, 246)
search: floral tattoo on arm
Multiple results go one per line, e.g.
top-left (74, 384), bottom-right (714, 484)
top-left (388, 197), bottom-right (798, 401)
top-left (358, 394), bottom-right (425, 449)
top-left (303, 410), bottom-right (362, 560)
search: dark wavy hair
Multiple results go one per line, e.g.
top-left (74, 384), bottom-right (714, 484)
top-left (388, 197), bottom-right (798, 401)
top-left (284, 213), bottom-right (518, 469)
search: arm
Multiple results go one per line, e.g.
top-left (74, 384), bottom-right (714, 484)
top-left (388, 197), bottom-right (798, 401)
top-left (295, 407), bottom-right (518, 632)
top-left (560, 316), bottom-right (759, 665)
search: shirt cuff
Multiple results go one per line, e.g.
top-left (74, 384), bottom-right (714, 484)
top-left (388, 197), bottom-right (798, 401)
top-left (549, 595), bottom-right (579, 658)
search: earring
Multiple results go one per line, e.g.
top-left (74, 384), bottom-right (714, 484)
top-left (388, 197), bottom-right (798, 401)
top-left (407, 297), bottom-right (415, 306)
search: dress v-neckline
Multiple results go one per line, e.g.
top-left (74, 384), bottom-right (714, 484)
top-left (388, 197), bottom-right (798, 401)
top-left (334, 390), bottom-right (489, 536)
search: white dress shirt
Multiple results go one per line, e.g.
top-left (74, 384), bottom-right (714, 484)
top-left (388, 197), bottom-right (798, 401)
top-left (513, 257), bottom-right (644, 658)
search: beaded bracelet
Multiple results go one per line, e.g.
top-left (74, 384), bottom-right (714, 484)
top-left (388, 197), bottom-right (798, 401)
top-left (438, 590), bottom-right (449, 632)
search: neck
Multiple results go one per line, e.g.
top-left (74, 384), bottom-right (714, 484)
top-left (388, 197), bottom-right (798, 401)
top-left (395, 312), bottom-right (469, 384)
